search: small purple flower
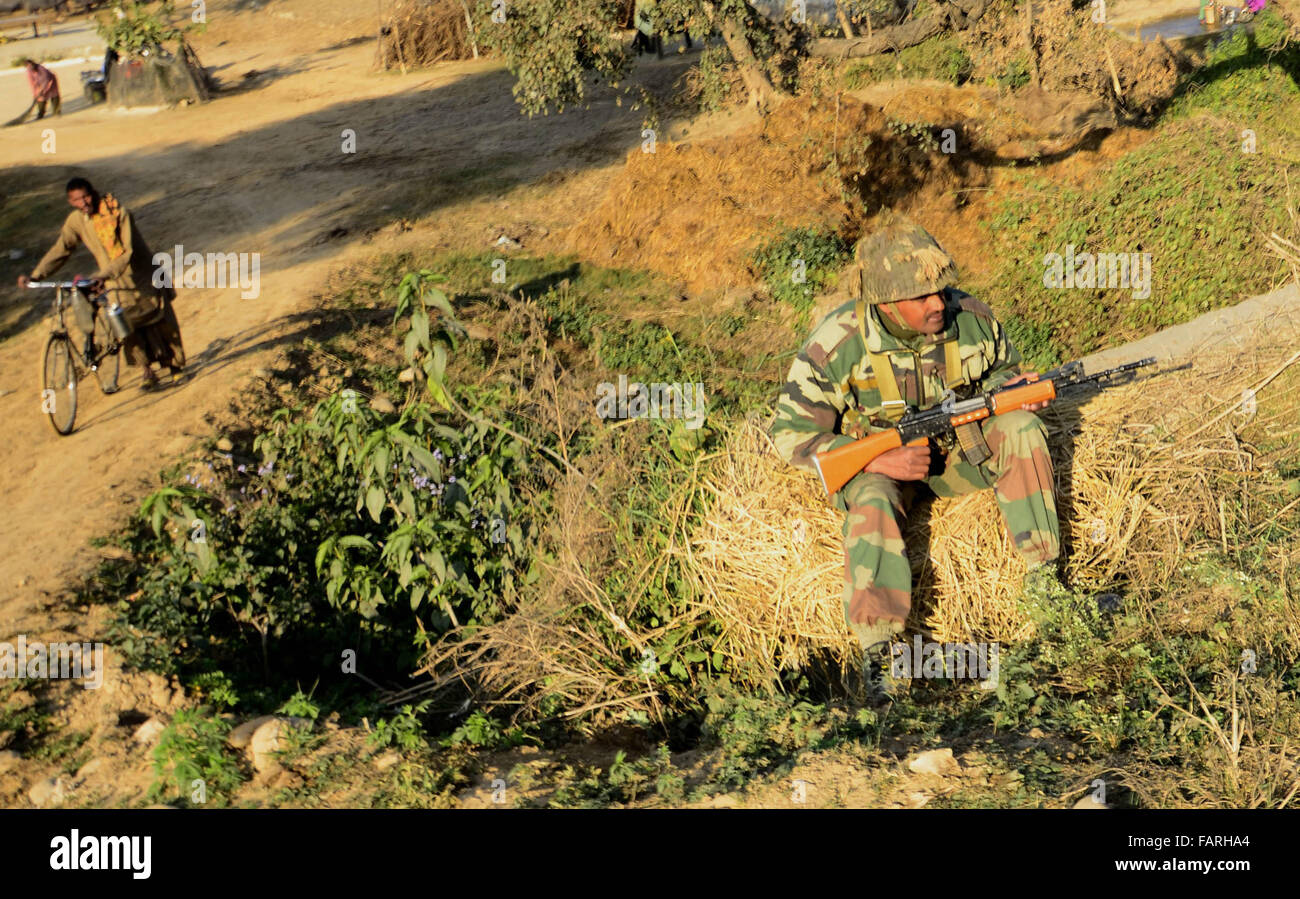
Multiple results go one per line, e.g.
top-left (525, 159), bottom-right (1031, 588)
top-left (237, 464), bottom-right (247, 473)
top-left (448, 476), bottom-right (456, 484)
top-left (286, 473), bottom-right (294, 482)
top-left (225, 504), bottom-right (235, 513)
top-left (433, 450), bottom-right (443, 461)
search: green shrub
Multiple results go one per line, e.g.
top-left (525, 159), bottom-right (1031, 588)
top-left (149, 709), bottom-right (244, 806)
top-left (750, 226), bottom-right (850, 318)
top-left (98, 273), bottom-right (536, 696)
top-left (97, 1), bottom-right (203, 57)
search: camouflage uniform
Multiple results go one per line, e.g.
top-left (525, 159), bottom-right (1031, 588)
top-left (771, 223), bottom-right (1060, 649)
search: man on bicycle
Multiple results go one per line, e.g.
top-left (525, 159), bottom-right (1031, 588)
top-left (18, 177), bottom-right (186, 392)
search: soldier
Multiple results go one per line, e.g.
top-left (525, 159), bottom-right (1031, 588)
top-left (771, 219), bottom-right (1063, 678)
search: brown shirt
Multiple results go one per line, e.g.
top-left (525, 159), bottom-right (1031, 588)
top-left (31, 201), bottom-right (171, 326)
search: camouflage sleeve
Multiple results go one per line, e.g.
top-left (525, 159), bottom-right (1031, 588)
top-left (771, 351), bottom-right (857, 475)
top-left (978, 315), bottom-right (1023, 392)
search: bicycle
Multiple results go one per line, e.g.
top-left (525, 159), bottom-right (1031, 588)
top-left (27, 279), bottom-right (124, 436)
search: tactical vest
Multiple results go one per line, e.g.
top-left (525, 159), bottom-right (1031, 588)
top-left (852, 298), bottom-right (993, 466)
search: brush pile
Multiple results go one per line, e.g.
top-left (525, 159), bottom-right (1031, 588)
top-left (377, 0), bottom-right (480, 71)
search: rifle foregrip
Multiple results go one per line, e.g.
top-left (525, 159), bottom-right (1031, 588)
top-left (814, 429), bottom-right (907, 496)
top-left (991, 380), bottom-right (1056, 412)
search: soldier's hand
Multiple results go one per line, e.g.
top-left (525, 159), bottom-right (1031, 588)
top-left (866, 445), bottom-right (931, 481)
top-left (1002, 372), bottom-right (1051, 412)
top-left (17, 275), bottom-right (29, 288)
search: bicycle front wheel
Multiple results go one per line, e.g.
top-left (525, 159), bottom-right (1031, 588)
top-left (91, 313), bottom-right (122, 393)
top-left (42, 334), bottom-right (78, 435)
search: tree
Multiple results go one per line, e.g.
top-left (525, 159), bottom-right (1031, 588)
top-left (481, 0), bottom-right (994, 115)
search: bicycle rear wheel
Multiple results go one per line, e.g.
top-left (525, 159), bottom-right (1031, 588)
top-left (42, 333), bottom-right (78, 435)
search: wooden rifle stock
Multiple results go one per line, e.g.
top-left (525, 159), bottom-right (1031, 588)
top-left (814, 430), bottom-right (912, 496)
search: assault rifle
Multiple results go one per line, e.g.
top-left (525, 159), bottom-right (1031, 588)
top-left (813, 357), bottom-right (1157, 497)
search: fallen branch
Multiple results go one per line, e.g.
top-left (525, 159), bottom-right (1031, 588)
top-left (808, 0), bottom-right (988, 58)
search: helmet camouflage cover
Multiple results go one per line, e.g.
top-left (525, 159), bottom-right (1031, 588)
top-left (852, 220), bottom-right (959, 305)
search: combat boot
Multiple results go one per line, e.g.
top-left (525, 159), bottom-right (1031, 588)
top-left (851, 619), bottom-right (905, 696)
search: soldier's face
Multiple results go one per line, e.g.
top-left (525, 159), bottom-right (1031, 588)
top-left (891, 292), bottom-right (947, 334)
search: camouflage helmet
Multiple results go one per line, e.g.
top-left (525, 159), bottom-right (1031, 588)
top-left (851, 219), bottom-right (958, 305)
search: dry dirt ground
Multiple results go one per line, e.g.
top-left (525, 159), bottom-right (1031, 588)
top-left (0, 0), bottom-right (704, 805)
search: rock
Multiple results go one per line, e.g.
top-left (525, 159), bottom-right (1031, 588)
top-left (397, 367), bottom-right (417, 383)
top-left (906, 791), bottom-right (932, 809)
top-left (133, 717), bottom-right (167, 746)
top-left (1027, 727), bottom-right (1046, 739)
top-left (368, 395), bottom-right (396, 415)
top-left (0, 750), bottom-right (20, 773)
top-left (1074, 794), bottom-right (1109, 809)
top-left (216, 437), bottom-right (234, 452)
top-left (373, 752), bottom-right (400, 771)
top-left (76, 758), bottom-right (107, 779)
top-left (147, 673), bottom-right (172, 709)
top-left (907, 748), bottom-right (962, 777)
top-left (29, 777), bottom-right (64, 808)
top-left (227, 715), bottom-right (278, 750)
top-left (248, 717), bottom-right (310, 773)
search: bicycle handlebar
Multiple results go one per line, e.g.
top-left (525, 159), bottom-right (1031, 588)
top-left (25, 280), bottom-right (98, 289)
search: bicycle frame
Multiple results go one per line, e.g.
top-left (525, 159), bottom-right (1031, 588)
top-left (28, 279), bottom-right (104, 339)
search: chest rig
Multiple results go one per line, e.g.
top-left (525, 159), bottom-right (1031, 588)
top-left (852, 298), bottom-right (993, 467)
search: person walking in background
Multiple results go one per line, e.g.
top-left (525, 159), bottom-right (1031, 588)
top-left (5, 58), bottom-right (62, 126)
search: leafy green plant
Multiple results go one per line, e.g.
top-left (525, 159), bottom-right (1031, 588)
top-left (550, 746), bottom-right (684, 807)
top-left (277, 689), bottom-right (321, 722)
top-left (750, 226), bottom-right (850, 318)
top-left (685, 45), bottom-right (743, 113)
top-left (97, 1), bottom-right (203, 57)
top-left (149, 709), bottom-right (244, 807)
top-left (368, 702), bottom-right (432, 752)
top-left (190, 671), bottom-right (240, 711)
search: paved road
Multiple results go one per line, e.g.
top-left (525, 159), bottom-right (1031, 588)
top-left (0, 17), bottom-right (102, 68)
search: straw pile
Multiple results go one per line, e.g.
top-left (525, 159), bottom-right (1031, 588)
top-left (567, 96), bottom-right (967, 292)
top-left (686, 336), bottom-right (1300, 678)
top-left (377, 0), bottom-right (480, 71)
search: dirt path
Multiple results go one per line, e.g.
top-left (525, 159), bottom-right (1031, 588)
top-left (0, 0), bottom-right (690, 646)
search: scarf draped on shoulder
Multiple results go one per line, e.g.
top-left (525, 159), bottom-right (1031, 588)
top-left (89, 193), bottom-right (126, 260)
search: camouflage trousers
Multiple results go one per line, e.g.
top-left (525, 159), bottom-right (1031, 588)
top-left (836, 410), bottom-right (1059, 644)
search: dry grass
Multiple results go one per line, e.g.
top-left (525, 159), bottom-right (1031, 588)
top-left (377, 0), bottom-right (480, 71)
top-left (565, 95), bottom-right (971, 293)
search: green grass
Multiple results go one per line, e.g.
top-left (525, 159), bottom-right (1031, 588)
top-left (970, 115), bottom-right (1297, 365)
top-left (841, 34), bottom-right (973, 88)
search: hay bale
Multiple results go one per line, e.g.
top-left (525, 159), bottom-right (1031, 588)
top-left (378, 0), bottom-right (479, 71)
top-left (687, 343), bottom-right (1289, 679)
